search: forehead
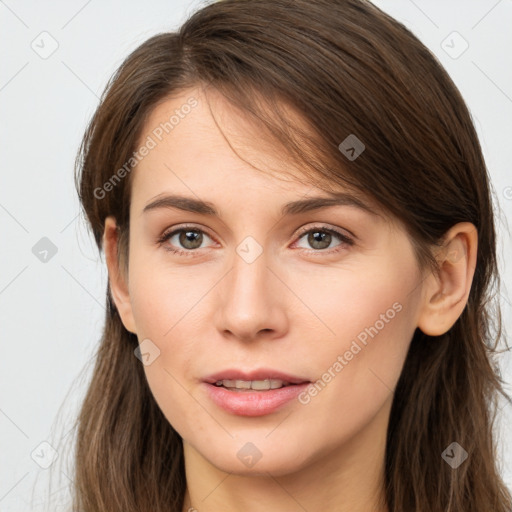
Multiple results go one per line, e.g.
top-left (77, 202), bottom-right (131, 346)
top-left (129, 86), bottom-right (384, 219)
top-left (134, 87), bottom-right (301, 179)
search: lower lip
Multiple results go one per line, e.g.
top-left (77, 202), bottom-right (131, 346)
top-left (204, 382), bottom-right (310, 417)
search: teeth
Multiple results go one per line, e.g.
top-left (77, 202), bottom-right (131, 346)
top-left (214, 379), bottom-right (289, 390)
top-left (235, 380), bottom-right (252, 389)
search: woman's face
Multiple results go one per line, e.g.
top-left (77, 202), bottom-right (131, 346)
top-left (111, 86), bottom-right (426, 476)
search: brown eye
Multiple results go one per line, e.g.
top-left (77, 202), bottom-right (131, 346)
top-left (306, 230), bottom-right (332, 250)
top-left (295, 226), bottom-right (353, 252)
top-left (158, 226), bottom-right (215, 256)
top-left (177, 230), bottom-right (204, 250)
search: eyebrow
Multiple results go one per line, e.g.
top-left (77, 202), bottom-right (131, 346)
top-left (142, 192), bottom-right (380, 218)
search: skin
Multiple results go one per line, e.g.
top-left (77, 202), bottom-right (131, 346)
top-left (103, 85), bottom-right (478, 512)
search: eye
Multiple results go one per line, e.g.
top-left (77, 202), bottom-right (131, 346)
top-left (157, 223), bottom-right (354, 257)
top-left (293, 225), bottom-right (354, 254)
top-left (157, 225), bottom-right (215, 257)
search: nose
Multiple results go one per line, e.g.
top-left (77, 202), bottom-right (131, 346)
top-left (214, 244), bottom-right (289, 343)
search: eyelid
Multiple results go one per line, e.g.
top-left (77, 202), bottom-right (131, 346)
top-left (294, 223), bottom-right (354, 241)
top-left (161, 222), bottom-right (213, 234)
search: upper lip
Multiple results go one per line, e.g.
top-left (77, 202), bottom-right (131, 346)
top-left (203, 369), bottom-right (310, 385)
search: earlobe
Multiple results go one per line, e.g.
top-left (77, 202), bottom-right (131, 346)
top-left (103, 216), bottom-right (137, 334)
top-left (417, 222), bottom-right (478, 336)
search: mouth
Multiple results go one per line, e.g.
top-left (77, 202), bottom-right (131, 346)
top-left (202, 369), bottom-right (311, 416)
top-left (212, 378), bottom-right (297, 391)
top-left (203, 369), bottom-right (310, 388)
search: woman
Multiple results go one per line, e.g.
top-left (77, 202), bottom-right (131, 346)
top-left (72, 0), bottom-right (512, 510)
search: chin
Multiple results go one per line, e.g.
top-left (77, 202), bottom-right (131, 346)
top-left (195, 439), bottom-right (313, 477)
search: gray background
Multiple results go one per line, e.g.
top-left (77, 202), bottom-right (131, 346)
top-left (1, 0), bottom-right (511, 510)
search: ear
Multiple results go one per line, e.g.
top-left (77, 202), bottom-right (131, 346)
top-left (417, 222), bottom-right (478, 336)
top-left (103, 215), bottom-right (137, 334)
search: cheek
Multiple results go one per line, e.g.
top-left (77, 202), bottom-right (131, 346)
top-left (127, 262), bottom-right (213, 435)
top-left (127, 250), bottom-right (204, 340)
top-left (129, 270), bottom-right (200, 378)
top-left (288, 252), bottom-right (417, 350)
top-left (291, 259), bottom-right (420, 439)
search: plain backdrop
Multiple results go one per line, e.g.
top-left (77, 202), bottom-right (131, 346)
top-left (1, 1), bottom-right (511, 510)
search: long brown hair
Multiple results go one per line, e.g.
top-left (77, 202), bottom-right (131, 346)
top-left (67, 0), bottom-right (512, 510)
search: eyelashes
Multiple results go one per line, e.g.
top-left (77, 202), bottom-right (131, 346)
top-left (293, 225), bottom-right (354, 252)
top-left (156, 223), bottom-right (354, 258)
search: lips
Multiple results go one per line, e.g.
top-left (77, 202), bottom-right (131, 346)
top-left (202, 368), bottom-right (312, 416)
top-left (203, 369), bottom-right (310, 386)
